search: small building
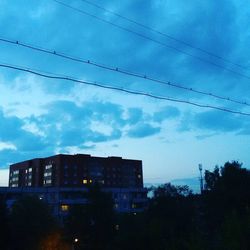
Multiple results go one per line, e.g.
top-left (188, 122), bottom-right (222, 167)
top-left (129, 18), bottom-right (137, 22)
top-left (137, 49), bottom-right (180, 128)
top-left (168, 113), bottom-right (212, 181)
top-left (1, 154), bottom-right (147, 215)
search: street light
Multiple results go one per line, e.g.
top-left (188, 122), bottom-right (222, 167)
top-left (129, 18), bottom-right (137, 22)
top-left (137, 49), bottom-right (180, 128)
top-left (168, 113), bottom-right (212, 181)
top-left (72, 238), bottom-right (79, 250)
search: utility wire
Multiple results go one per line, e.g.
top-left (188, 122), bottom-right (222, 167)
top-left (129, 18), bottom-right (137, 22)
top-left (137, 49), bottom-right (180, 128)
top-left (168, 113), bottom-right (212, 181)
top-left (1, 62), bottom-right (250, 116)
top-left (53, 0), bottom-right (250, 80)
top-left (80, 0), bottom-right (247, 70)
top-left (1, 37), bottom-right (249, 107)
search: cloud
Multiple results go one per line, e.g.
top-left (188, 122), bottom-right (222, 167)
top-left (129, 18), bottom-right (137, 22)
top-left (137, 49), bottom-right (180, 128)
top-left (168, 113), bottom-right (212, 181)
top-left (127, 123), bottom-right (161, 138)
top-left (0, 109), bottom-right (23, 141)
top-left (126, 108), bottom-right (144, 125)
top-left (0, 108), bottom-right (55, 167)
top-left (153, 106), bottom-right (180, 123)
top-left (1, 99), bottom-right (170, 169)
top-left (178, 110), bottom-right (250, 135)
top-left (193, 111), bottom-right (242, 132)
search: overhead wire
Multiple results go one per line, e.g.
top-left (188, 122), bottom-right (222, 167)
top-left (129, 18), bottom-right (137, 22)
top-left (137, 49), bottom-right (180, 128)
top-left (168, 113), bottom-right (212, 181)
top-left (52, 0), bottom-right (250, 81)
top-left (80, 0), bottom-right (247, 70)
top-left (1, 62), bottom-right (250, 116)
top-left (0, 37), bottom-right (249, 107)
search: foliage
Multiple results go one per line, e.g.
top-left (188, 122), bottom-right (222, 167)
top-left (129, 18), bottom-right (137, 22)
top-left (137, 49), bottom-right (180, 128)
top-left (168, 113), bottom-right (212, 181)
top-left (203, 161), bottom-right (250, 249)
top-left (8, 195), bottom-right (57, 250)
top-left (2, 161), bottom-right (250, 250)
top-left (0, 195), bottom-right (9, 250)
top-left (65, 184), bottom-right (115, 250)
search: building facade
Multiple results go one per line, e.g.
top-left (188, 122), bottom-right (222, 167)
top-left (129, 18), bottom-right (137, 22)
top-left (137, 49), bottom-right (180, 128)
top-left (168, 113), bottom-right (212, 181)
top-left (3, 154), bottom-right (147, 214)
top-left (9, 154), bottom-right (143, 189)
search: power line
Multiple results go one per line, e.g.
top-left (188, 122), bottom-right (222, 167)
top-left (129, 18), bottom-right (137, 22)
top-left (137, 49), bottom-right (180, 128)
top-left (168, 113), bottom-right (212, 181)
top-left (1, 62), bottom-right (250, 116)
top-left (80, 0), bottom-right (247, 70)
top-left (52, 0), bottom-right (250, 80)
top-left (1, 37), bottom-right (249, 107)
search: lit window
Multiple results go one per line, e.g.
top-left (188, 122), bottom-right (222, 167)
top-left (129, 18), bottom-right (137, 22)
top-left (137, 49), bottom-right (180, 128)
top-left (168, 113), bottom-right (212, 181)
top-left (45, 164), bottom-right (52, 170)
top-left (61, 205), bottom-right (69, 211)
top-left (83, 179), bottom-right (88, 184)
top-left (137, 174), bottom-right (141, 179)
top-left (132, 203), bottom-right (136, 209)
top-left (115, 224), bottom-right (119, 231)
top-left (114, 203), bottom-right (119, 209)
top-left (44, 179), bottom-right (52, 185)
top-left (89, 179), bottom-right (93, 184)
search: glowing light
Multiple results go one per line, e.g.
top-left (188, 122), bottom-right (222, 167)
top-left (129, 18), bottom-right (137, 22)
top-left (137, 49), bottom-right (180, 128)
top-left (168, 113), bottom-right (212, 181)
top-left (61, 204), bottom-right (69, 211)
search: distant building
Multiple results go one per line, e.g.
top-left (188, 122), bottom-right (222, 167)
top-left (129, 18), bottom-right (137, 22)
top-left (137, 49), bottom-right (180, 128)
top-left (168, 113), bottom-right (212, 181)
top-left (1, 154), bottom-right (147, 215)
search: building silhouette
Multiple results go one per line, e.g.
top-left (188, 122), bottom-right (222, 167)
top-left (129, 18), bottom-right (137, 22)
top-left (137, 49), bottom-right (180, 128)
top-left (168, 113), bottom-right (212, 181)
top-left (1, 154), bottom-right (147, 215)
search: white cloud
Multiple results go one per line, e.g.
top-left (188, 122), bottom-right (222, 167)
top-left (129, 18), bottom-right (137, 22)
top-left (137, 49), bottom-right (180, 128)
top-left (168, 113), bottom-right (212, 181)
top-left (0, 141), bottom-right (17, 151)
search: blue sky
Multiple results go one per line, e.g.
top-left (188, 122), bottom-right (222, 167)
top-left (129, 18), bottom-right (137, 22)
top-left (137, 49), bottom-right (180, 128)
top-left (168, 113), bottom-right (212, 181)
top-left (0, 0), bottom-right (250, 186)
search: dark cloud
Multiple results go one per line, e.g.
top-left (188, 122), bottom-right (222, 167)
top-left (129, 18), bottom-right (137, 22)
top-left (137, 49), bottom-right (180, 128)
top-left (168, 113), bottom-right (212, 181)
top-left (153, 106), bottom-right (180, 123)
top-left (1, 99), bottom-right (168, 168)
top-left (194, 111), bottom-right (242, 132)
top-left (127, 123), bottom-right (161, 138)
top-left (0, 109), bottom-right (48, 152)
top-left (178, 110), bottom-right (249, 135)
top-left (0, 109), bottom-right (23, 141)
top-left (126, 108), bottom-right (143, 125)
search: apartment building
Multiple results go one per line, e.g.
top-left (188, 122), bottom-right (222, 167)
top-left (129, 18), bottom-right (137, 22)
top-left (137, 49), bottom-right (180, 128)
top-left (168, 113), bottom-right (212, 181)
top-left (4, 154), bottom-right (147, 214)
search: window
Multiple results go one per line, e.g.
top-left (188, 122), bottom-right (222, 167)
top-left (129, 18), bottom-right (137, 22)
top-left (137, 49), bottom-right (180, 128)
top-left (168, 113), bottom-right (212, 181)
top-left (13, 170), bottom-right (19, 175)
top-left (44, 179), bottom-right (52, 185)
top-left (45, 164), bottom-right (52, 170)
top-left (132, 203), bottom-right (137, 209)
top-left (83, 179), bottom-right (88, 184)
top-left (61, 205), bottom-right (69, 212)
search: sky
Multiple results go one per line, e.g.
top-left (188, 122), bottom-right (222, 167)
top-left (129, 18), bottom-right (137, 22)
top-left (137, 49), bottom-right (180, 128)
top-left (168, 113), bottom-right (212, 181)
top-left (0, 0), bottom-right (250, 187)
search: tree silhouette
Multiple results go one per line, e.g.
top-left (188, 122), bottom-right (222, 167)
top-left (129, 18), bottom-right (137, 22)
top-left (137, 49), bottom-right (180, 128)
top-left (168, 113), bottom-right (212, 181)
top-left (203, 161), bottom-right (250, 249)
top-left (8, 196), bottom-right (57, 250)
top-left (65, 184), bottom-right (115, 250)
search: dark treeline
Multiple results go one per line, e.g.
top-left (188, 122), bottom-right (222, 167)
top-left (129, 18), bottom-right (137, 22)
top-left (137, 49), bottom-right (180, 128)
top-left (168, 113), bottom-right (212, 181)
top-left (1, 161), bottom-right (250, 250)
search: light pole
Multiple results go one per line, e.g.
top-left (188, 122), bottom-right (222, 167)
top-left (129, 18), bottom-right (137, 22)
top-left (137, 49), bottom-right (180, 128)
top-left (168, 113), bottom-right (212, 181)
top-left (72, 238), bottom-right (79, 250)
top-left (199, 164), bottom-right (204, 193)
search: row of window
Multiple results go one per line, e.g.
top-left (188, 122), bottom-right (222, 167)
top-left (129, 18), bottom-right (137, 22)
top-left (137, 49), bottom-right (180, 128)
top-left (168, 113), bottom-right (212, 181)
top-left (25, 168), bottom-right (32, 174)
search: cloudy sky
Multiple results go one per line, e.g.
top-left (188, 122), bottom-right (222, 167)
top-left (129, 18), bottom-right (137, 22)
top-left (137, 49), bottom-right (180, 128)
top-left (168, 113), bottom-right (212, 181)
top-left (0, 0), bottom-right (250, 186)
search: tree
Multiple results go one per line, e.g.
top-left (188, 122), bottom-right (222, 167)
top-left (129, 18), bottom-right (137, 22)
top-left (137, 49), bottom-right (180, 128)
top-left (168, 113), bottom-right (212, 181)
top-left (0, 195), bottom-right (9, 250)
top-left (203, 161), bottom-right (250, 249)
top-left (8, 196), bottom-right (57, 250)
top-left (65, 184), bottom-right (115, 250)
top-left (142, 183), bottom-right (195, 250)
